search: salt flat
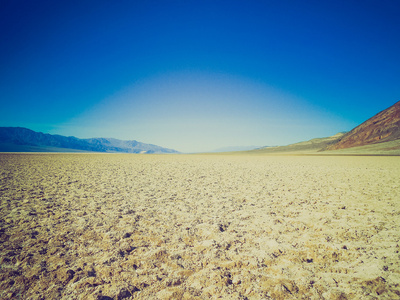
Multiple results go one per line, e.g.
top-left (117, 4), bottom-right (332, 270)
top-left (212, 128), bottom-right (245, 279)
top-left (1, 154), bottom-right (399, 299)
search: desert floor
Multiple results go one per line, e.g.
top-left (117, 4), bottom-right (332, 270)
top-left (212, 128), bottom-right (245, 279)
top-left (0, 154), bottom-right (399, 299)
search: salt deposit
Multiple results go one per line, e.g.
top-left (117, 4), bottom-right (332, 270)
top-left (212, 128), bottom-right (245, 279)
top-left (1, 154), bottom-right (399, 299)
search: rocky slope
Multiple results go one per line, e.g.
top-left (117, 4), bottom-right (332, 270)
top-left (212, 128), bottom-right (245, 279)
top-left (327, 101), bottom-right (400, 150)
top-left (0, 127), bottom-right (179, 154)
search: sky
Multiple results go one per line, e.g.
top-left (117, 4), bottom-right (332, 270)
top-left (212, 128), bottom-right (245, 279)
top-left (1, 0), bottom-right (399, 153)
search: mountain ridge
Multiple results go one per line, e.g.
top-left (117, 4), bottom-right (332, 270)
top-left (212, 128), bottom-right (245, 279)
top-left (0, 127), bottom-right (179, 154)
top-left (326, 101), bottom-right (400, 150)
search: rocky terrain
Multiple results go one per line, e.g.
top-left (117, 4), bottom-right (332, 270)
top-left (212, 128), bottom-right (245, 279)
top-left (327, 101), bottom-right (400, 150)
top-left (1, 153), bottom-right (400, 299)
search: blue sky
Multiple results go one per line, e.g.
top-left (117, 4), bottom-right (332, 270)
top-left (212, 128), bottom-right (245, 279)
top-left (1, 0), bottom-right (399, 152)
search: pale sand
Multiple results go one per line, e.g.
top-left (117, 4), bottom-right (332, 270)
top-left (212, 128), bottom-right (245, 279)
top-left (1, 154), bottom-right (399, 299)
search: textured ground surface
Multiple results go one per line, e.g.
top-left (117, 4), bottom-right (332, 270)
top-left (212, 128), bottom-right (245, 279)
top-left (1, 154), bottom-right (400, 299)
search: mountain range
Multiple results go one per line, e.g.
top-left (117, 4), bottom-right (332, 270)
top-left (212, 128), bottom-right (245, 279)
top-left (211, 145), bottom-right (263, 152)
top-left (0, 127), bottom-right (179, 154)
top-left (247, 132), bottom-right (347, 154)
top-left (1, 101), bottom-right (399, 154)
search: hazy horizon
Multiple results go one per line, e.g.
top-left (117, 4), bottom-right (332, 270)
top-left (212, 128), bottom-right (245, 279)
top-left (1, 1), bottom-right (399, 153)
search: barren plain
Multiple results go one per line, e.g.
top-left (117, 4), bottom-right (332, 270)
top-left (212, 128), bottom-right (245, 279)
top-left (1, 153), bottom-right (400, 299)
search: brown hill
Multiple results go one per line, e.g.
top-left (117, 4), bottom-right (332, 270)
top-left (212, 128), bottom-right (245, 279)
top-left (327, 101), bottom-right (400, 150)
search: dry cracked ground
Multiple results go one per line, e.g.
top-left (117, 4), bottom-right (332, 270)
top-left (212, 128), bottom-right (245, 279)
top-left (0, 154), bottom-right (400, 299)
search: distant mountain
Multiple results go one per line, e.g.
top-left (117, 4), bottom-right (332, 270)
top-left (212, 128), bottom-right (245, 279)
top-left (211, 145), bottom-right (262, 152)
top-left (248, 132), bottom-right (346, 154)
top-left (0, 127), bottom-right (179, 153)
top-left (326, 101), bottom-right (400, 150)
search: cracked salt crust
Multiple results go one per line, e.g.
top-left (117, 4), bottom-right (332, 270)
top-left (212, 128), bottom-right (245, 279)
top-left (0, 154), bottom-right (400, 299)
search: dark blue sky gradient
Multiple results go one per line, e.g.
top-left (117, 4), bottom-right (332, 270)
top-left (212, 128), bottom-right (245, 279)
top-left (1, 0), bottom-right (399, 151)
